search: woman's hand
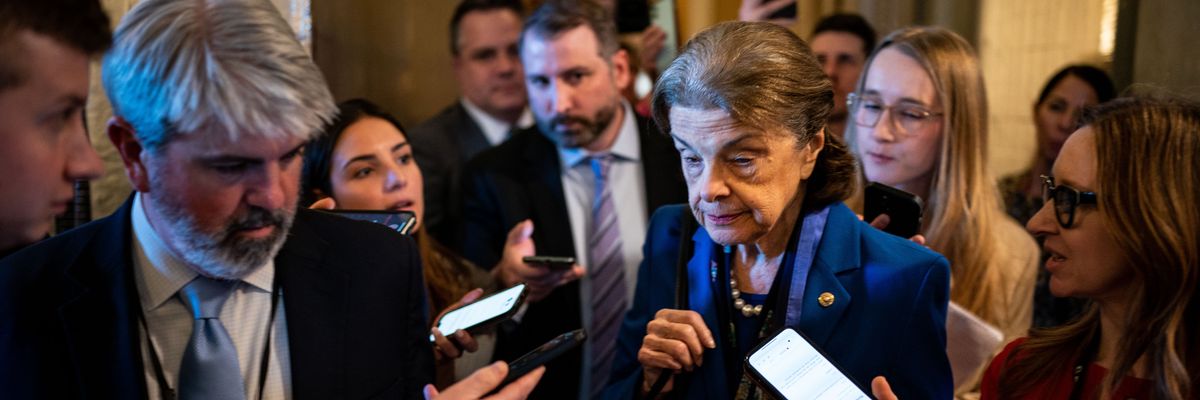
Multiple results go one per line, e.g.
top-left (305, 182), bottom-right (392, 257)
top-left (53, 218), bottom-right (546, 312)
top-left (431, 288), bottom-right (484, 360)
top-left (492, 220), bottom-right (584, 302)
top-left (636, 309), bottom-right (716, 395)
top-left (422, 361), bottom-right (544, 400)
top-left (871, 376), bottom-right (898, 400)
top-left (738, 0), bottom-right (797, 26)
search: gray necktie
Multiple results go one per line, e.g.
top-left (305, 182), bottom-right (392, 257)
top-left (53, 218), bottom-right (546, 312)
top-left (587, 153), bottom-right (626, 397)
top-left (177, 277), bottom-right (246, 400)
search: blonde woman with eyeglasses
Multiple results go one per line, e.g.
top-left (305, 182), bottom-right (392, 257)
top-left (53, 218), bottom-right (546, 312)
top-left (846, 27), bottom-right (1040, 396)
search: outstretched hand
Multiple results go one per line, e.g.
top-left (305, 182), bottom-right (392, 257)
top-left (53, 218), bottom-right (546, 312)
top-left (492, 220), bottom-right (584, 302)
top-left (423, 361), bottom-right (544, 400)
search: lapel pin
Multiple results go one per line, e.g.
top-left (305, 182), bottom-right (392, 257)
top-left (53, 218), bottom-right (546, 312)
top-left (818, 292), bottom-right (835, 308)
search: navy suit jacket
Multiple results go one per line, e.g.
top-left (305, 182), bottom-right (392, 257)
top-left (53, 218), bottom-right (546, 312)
top-left (0, 196), bottom-right (434, 399)
top-left (458, 117), bottom-right (687, 399)
top-left (604, 204), bottom-right (953, 399)
top-left (409, 102), bottom-right (494, 247)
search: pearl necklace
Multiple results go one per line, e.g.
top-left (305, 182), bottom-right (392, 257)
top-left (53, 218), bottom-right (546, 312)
top-left (729, 276), bottom-right (763, 317)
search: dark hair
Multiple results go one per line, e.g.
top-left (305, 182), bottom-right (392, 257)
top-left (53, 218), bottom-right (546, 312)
top-left (449, 0), bottom-right (523, 56)
top-left (654, 21), bottom-right (855, 209)
top-left (0, 0), bottom-right (112, 91)
top-left (521, 0), bottom-right (619, 59)
top-left (1035, 64), bottom-right (1116, 106)
top-left (302, 98), bottom-right (408, 206)
top-left (811, 13), bottom-right (876, 57)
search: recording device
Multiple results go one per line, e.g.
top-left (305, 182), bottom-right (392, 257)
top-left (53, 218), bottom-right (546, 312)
top-left (325, 209), bottom-right (417, 235)
top-left (521, 255), bottom-right (576, 270)
top-left (767, 1), bottom-right (797, 20)
top-left (864, 182), bottom-right (924, 239)
top-left (498, 329), bottom-right (587, 388)
top-left (430, 284), bottom-right (527, 343)
top-left (745, 328), bottom-right (872, 400)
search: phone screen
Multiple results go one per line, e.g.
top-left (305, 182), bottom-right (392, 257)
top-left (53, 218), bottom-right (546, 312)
top-left (747, 328), bottom-right (870, 400)
top-left (431, 284), bottom-right (525, 341)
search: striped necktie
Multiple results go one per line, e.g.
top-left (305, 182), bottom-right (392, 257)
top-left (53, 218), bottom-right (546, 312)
top-left (587, 153), bottom-right (626, 396)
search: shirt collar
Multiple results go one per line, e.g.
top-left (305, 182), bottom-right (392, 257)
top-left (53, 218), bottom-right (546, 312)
top-left (460, 98), bottom-right (533, 146)
top-left (557, 100), bottom-right (641, 169)
top-left (131, 193), bottom-right (275, 312)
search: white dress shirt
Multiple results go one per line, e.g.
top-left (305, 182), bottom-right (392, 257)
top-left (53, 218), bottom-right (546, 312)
top-left (556, 101), bottom-right (648, 396)
top-left (460, 98), bottom-right (534, 146)
top-left (131, 193), bottom-right (292, 400)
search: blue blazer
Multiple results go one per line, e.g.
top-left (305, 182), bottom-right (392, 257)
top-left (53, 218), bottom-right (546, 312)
top-left (603, 203), bottom-right (952, 399)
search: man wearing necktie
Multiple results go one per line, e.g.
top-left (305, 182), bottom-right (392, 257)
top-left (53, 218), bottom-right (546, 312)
top-left (458, 1), bottom-right (687, 398)
top-left (0, 0), bottom-right (540, 398)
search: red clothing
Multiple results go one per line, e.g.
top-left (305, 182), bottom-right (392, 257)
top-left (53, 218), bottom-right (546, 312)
top-left (981, 338), bottom-right (1153, 400)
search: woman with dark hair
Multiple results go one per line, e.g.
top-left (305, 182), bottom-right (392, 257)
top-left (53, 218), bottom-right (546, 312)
top-left (602, 21), bottom-right (952, 399)
top-left (979, 96), bottom-right (1200, 399)
top-left (301, 99), bottom-right (544, 388)
top-left (1000, 65), bottom-right (1116, 226)
top-left (999, 66), bottom-right (1116, 329)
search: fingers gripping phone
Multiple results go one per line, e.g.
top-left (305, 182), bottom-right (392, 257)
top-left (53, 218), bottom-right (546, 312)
top-left (325, 209), bottom-right (417, 235)
top-left (430, 284), bottom-right (527, 342)
top-left (864, 182), bottom-right (924, 239)
top-left (498, 329), bottom-right (587, 388)
top-left (745, 328), bottom-right (872, 400)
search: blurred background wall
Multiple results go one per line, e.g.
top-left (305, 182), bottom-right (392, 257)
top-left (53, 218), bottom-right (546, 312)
top-left (83, 0), bottom-right (1200, 220)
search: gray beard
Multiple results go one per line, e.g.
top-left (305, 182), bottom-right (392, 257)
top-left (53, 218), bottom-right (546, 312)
top-left (145, 191), bottom-right (294, 280)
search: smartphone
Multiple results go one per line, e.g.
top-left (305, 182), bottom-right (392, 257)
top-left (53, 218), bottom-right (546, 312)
top-left (521, 255), bottom-right (576, 270)
top-left (863, 182), bottom-right (923, 239)
top-left (767, 1), bottom-right (797, 20)
top-left (498, 329), bottom-right (587, 387)
top-left (745, 328), bottom-right (871, 400)
top-left (325, 209), bottom-right (417, 235)
top-left (430, 284), bottom-right (527, 342)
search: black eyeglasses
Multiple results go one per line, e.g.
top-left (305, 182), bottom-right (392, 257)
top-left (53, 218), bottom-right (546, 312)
top-left (1040, 175), bottom-right (1097, 228)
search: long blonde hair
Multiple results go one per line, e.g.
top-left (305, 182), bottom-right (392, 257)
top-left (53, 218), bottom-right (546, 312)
top-left (1000, 96), bottom-right (1200, 399)
top-left (847, 27), bottom-right (1008, 325)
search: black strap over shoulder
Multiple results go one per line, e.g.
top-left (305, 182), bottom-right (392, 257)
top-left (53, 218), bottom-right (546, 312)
top-left (674, 210), bottom-right (696, 310)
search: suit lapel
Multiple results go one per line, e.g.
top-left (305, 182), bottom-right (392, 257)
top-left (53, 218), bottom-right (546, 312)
top-left (636, 116), bottom-right (686, 214)
top-left (794, 204), bottom-right (862, 348)
top-left (454, 103), bottom-right (492, 161)
top-left (276, 211), bottom-right (348, 397)
top-left (59, 196), bottom-right (149, 397)
top-left (519, 131), bottom-right (576, 258)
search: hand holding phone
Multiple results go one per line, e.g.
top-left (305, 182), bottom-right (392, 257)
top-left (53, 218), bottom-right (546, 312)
top-left (498, 329), bottom-right (587, 388)
top-left (864, 182), bottom-right (924, 239)
top-left (521, 255), bottom-right (575, 270)
top-left (745, 328), bottom-right (871, 400)
top-left (431, 284), bottom-right (527, 343)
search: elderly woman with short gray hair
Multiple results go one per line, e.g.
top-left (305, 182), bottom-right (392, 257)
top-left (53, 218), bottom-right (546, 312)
top-left (601, 21), bottom-right (952, 399)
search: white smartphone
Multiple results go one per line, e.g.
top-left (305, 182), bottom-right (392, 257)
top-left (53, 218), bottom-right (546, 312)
top-left (745, 328), bottom-right (872, 400)
top-left (429, 283), bottom-right (526, 342)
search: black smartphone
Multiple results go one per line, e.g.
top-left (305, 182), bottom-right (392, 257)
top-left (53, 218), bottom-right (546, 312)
top-left (430, 284), bottom-right (527, 343)
top-left (745, 328), bottom-right (872, 400)
top-left (498, 329), bottom-right (587, 387)
top-left (522, 255), bottom-right (576, 270)
top-left (325, 209), bottom-right (417, 235)
top-left (767, 1), bottom-right (797, 20)
top-left (863, 182), bottom-right (924, 238)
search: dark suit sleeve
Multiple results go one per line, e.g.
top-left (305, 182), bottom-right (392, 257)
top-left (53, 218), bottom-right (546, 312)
top-left (410, 124), bottom-right (457, 247)
top-left (602, 206), bottom-right (683, 398)
top-left (888, 255), bottom-right (953, 399)
top-left (458, 161), bottom-right (506, 269)
top-left (400, 238), bottom-right (435, 397)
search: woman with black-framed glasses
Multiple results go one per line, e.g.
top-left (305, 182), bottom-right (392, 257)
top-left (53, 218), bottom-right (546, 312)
top-left (975, 96), bottom-right (1200, 399)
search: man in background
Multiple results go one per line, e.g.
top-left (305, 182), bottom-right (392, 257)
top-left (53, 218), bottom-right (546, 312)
top-left (459, 1), bottom-right (686, 397)
top-left (810, 13), bottom-right (876, 139)
top-left (0, 0), bottom-right (107, 257)
top-left (409, 0), bottom-right (532, 245)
